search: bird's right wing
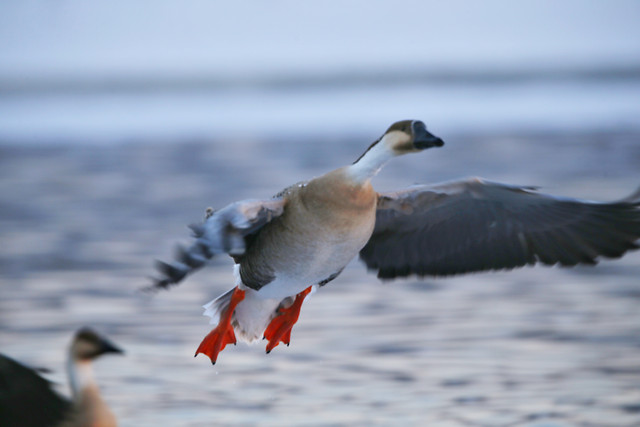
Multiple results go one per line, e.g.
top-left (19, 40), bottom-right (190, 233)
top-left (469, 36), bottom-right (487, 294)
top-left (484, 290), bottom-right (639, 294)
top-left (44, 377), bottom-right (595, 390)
top-left (151, 198), bottom-right (286, 290)
top-left (360, 177), bottom-right (640, 279)
top-left (0, 354), bottom-right (72, 427)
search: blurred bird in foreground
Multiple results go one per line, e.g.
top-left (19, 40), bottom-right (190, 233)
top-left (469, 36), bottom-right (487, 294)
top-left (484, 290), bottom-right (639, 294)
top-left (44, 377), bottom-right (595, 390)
top-left (152, 120), bottom-right (640, 365)
top-left (0, 328), bottom-right (123, 427)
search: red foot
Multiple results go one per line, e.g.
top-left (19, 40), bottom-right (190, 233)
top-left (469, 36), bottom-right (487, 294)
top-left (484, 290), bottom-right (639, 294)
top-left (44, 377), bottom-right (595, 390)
top-left (195, 287), bottom-right (246, 364)
top-left (264, 286), bottom-right (312, 354)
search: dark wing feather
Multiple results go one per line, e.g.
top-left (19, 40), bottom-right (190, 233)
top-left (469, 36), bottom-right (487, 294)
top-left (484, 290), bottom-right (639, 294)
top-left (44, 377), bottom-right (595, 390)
top-left (360, 177), bottom-right (640, 279)
top-left (151, 198), bottom-right (285, 290)
top-left (0, 354), bottom-right (72, 427)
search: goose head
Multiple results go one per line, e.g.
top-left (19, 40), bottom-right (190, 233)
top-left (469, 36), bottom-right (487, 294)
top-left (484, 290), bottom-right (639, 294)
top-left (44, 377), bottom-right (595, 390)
top-left (350, 120), bottom-right (444, 182)
top-left (70, 328), bottom-right (123, 362)
top-left (383, 119), bottom-right (444, 154)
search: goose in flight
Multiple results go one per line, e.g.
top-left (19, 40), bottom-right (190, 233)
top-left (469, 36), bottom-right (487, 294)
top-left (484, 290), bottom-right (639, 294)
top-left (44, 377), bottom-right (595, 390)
top-left (152, 120), bottom-right (640, 365)
top-left (0, 328), bottom-right (123, 427)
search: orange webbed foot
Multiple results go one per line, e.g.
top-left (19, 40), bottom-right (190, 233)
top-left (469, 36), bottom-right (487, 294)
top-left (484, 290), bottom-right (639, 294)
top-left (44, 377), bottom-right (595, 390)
top-left (195, 287), bottom-right (246, 364)
top-left (264, 286), bottom-right (312, 354)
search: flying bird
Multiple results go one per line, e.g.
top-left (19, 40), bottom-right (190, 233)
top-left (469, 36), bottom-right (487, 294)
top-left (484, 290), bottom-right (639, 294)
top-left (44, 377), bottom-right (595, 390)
top-left (151, 120), bottom-right (640, 365)
top-left (0, 328), bottom-right (123, 427)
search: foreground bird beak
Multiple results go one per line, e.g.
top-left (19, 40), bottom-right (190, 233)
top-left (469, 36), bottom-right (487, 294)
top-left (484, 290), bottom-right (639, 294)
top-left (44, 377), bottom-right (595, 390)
top-left (412, 121), bottom-right (444, 149)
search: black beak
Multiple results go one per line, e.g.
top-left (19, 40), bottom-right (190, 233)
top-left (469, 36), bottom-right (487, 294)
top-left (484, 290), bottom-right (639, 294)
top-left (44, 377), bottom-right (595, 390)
top-left (99, 337), bottom-right (124, 356)
top-left (412, 120), bottom-right (444, 149)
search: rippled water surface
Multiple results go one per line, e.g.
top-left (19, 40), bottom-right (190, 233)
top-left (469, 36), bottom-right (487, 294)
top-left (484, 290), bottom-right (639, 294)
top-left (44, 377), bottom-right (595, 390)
top-left (1, 131), bottom-right (640, 426)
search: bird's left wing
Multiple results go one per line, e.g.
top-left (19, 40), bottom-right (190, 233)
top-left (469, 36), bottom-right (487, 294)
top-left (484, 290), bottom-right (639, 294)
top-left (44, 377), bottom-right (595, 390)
top-left (360, 177), bottom-right (640, 279)
top-left (152, 198), bottom-right (286, 290)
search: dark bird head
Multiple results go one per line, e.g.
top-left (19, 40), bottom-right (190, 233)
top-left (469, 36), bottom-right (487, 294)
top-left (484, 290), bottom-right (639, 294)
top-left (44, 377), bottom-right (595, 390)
top-left (70, 328), bottom-right (124, 361)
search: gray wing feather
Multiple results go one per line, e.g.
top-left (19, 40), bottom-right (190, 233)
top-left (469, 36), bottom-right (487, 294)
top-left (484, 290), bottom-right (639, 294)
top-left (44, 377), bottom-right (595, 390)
top-left (152, 198), bottom-right (285, 290)
top-left (360, 177), bottom-right (640, 279)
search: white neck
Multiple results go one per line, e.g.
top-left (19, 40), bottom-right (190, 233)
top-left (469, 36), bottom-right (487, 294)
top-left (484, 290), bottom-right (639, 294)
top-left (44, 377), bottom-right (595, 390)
top-left (68, 358), bottom-right (96, 398)
top-left (347, 137), bottom-right (396, 183)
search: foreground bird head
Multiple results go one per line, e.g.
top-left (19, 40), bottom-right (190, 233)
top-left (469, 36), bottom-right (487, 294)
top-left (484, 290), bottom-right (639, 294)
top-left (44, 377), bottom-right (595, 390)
top-left (383, 119), bottom-right (444, 154)
top-left (349, 120), bottom-right (444, 183)
top-left (355, 119), bottom-right (444, 162)
top-left (69, 328), bottom-right (123, 362)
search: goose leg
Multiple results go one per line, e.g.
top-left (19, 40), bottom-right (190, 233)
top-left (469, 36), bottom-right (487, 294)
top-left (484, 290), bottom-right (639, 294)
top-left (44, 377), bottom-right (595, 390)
top-left (264, 286), bottom-right (312, 353)
top-left (195, 287), bottom-right (246, 364)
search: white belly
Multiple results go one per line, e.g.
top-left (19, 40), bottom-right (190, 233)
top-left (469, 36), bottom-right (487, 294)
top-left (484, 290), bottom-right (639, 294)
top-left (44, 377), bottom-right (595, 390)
top-left (240, 238), bottom-right (362, 300)
top-left (226, 240), bottom-right (362, 342)
top-left (240, 200), bottom-right (376, 300)
top-left (212, 175), bottom-right (377, 342)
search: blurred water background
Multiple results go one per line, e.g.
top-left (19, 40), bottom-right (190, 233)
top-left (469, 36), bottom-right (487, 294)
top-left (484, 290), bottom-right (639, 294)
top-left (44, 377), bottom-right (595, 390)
top-left (1, 1), bottom-right (640, 426)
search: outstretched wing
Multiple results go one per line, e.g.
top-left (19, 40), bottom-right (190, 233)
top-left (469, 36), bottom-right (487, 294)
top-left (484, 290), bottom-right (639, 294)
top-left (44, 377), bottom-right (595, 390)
top-left (152, 198), bottom-right (286, 290)
top-left (0, 354), bottom-right (72, 427)
top-left (360, 177), bottom-right (640, 279)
